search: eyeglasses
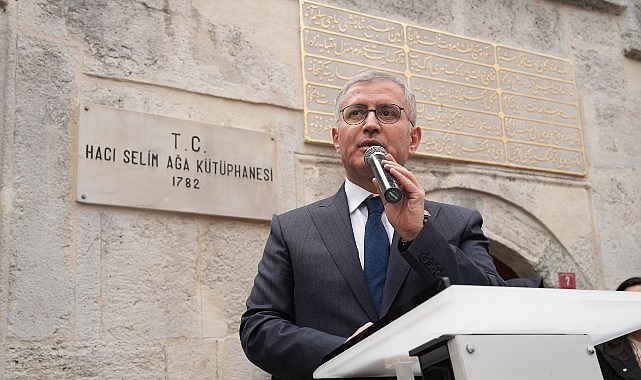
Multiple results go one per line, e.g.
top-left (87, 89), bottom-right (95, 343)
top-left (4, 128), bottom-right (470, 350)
top-left (340, 103), bottom-right (414, 127)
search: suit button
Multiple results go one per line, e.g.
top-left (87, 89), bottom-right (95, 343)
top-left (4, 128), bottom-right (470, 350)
top-left (420, 255), bottom-right (430, 263)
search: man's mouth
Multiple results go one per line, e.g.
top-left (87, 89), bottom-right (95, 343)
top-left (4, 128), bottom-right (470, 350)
top-left (359, 140), bottom-right (382, 149)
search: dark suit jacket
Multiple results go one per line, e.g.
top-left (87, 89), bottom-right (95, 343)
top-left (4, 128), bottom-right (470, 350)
top-left (597, 336), bottom-right (641, 379)
top-left (240, 184), bottom-right (505, 380)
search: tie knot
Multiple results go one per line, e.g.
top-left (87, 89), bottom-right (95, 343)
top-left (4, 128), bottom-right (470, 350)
top-left (365, 196), bottom-right (384, 215)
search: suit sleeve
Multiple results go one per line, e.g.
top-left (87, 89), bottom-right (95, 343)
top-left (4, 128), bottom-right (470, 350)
top-left (239, 214), bottom-right (345, 380)
top-left (399, 206), bottom-right (506, 286)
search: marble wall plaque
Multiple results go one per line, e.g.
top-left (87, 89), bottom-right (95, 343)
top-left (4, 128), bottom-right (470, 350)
top-left (77, 104), bottom-right (277, 220)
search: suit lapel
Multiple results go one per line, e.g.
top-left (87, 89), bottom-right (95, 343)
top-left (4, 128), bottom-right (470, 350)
top-left (309, 185), bottom-right (379, 320)
top-left (380, 234), bottom-right (409, 316)
top-left (380, 200), bottom-right (442, 316)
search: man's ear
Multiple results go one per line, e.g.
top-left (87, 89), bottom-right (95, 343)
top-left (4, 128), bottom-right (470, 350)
top-left (409, 125), bottom-right (421, 154)
top-left (331, 127), bottom-right (340, 153)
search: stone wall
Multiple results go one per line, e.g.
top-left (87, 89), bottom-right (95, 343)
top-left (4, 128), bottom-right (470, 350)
top-left (1, 0), bottom-right (640, 378)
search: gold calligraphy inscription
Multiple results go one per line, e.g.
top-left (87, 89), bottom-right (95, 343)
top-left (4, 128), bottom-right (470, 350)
top-left (300, 0), bottom-right (586, 175)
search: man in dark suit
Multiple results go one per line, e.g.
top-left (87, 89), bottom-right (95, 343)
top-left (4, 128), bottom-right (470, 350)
top-left (240, 70), bottom-right (505, 380)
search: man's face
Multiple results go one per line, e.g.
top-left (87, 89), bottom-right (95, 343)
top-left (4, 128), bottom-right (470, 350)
top-left (331, 80), bottom-right (421, 187)
top-left (625, 284), bottom-right (641, 292)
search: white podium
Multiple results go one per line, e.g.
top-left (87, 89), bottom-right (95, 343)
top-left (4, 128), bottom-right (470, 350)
top-left (313, 284), bottom-right (641, 379)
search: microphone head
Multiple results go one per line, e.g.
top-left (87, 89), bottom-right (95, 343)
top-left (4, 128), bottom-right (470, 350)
top-left (364, 145), bottom-right (387, 165)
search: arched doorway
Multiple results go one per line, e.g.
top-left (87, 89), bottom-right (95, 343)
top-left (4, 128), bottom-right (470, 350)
top-left (490, 239), bottom-right (538, 281)
top-left (426, 187), bottom-right (597, 289)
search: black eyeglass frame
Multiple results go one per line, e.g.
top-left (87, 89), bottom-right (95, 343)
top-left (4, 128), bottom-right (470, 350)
top-left (340, 103), bottom-right (415, 128)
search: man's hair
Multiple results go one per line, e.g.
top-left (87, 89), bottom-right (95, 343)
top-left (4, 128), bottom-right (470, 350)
top-left (334, 70), bottom-right (417, 128)
top-left (615, 276), bottom-right (641, 291)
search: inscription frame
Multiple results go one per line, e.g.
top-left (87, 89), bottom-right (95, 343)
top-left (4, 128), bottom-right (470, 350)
top-left (300, 0), bottom-right (587, 176)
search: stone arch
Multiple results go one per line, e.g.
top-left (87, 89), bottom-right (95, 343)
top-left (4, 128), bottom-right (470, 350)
top-left (428, 187), bottom-right (596, 289)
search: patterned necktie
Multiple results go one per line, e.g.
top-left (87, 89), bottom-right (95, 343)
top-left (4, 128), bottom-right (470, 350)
top-left (364, 196), bottom-right (389, 317)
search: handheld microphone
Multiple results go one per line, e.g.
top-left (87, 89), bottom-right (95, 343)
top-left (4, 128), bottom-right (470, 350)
top-left (364, 146), bottom-right (402, 203)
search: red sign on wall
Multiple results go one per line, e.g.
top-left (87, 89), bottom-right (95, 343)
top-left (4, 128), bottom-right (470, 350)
top-left (559, 272), bottom-right (576, 289)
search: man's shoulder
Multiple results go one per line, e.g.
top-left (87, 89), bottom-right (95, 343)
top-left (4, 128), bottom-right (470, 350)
top-left (276, 190), bottom-right (344, 219)
top-left (280, 197), bottom-right (330, 215)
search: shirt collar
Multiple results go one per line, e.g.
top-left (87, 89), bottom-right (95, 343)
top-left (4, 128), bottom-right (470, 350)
top-left (344, 178), bottom-right (375, 214)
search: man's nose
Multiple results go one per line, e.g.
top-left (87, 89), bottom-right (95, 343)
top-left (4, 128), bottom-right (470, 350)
top-left (362, 110), bottom-right (381, 133)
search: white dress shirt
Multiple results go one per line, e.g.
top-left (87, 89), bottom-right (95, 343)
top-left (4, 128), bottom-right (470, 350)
top-left (344, 178), bottom-right (393, 269)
